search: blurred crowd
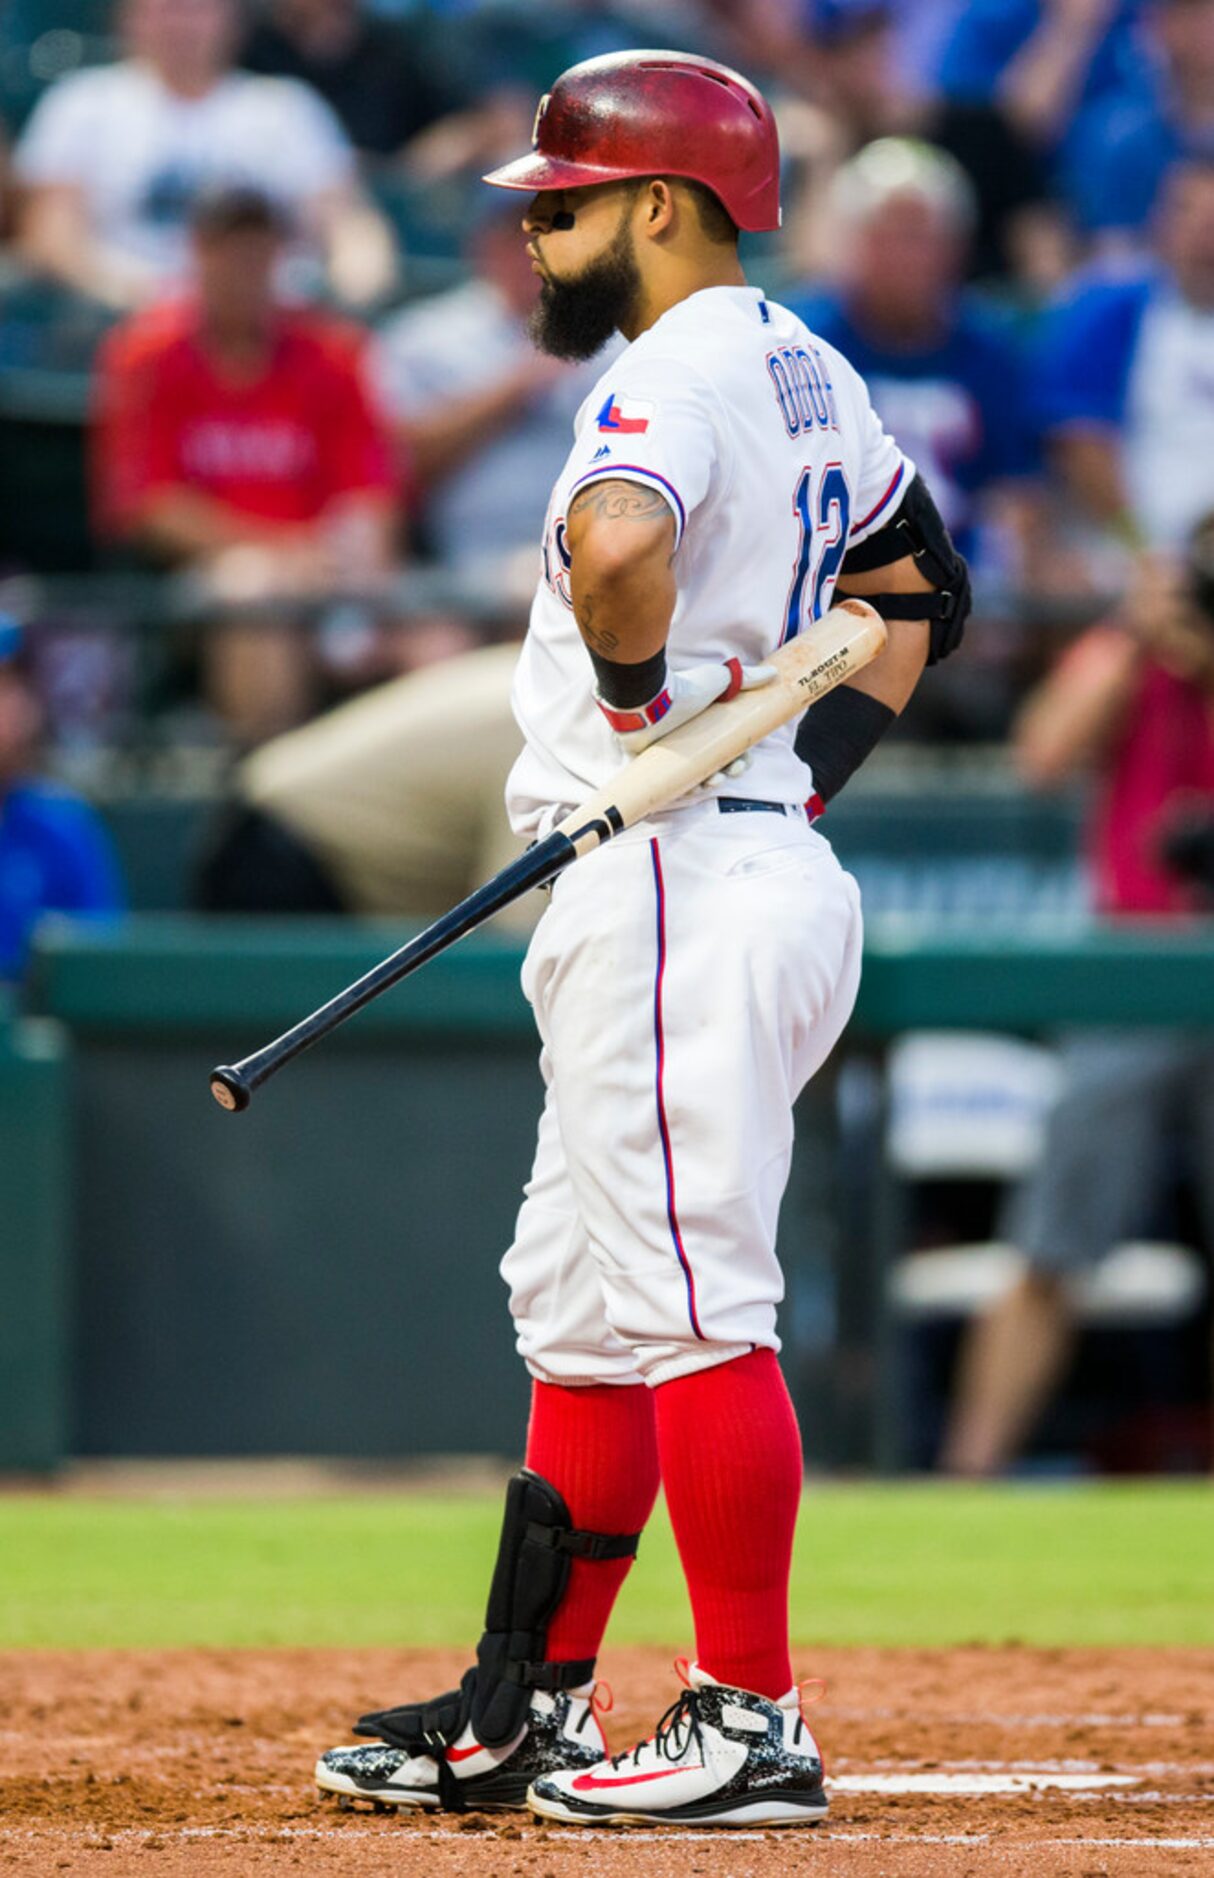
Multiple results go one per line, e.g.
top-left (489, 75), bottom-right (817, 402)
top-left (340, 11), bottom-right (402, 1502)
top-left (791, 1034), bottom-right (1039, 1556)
top-left (1, 0), bottom-right (1211, 913)
top-left (0, 0), bottom-right (1209, 750)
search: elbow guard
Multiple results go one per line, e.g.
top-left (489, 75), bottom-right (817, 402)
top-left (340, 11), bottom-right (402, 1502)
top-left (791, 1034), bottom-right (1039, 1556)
top-left (839, 471), bottom-right (971, 665)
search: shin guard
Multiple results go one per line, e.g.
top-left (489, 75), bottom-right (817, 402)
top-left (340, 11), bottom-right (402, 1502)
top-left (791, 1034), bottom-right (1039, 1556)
top-left (355, 1467), bottom-right (640, 1754)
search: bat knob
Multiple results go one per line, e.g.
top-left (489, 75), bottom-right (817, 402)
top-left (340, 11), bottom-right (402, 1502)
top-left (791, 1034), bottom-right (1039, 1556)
top-left (210, 1065), bottom-right (252, 1112)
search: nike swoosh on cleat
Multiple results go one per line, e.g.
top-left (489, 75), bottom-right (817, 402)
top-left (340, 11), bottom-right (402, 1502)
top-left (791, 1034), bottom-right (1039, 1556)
top-left (571, 1765), bottom-right (703, 1791)
top-left (445, 1743), bottom-right (485, 1763)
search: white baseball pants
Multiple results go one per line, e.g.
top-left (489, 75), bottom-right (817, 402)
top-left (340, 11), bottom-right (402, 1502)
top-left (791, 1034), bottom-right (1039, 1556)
top-left (501, 801), bottom-right (863, 1387)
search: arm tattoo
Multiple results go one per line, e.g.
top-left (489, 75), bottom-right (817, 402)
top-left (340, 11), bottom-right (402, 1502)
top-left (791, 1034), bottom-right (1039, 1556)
top-left (568, 479), bottom-right (673, 526)
top-left (568, 478), bottom-right (677, 654)
top-left (576, 595), bottom-right (620, 655)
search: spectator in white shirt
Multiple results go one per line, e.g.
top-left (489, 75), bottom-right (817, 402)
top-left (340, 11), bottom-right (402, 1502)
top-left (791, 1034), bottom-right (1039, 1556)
top-left (14, 0), bottom-right (396, 310)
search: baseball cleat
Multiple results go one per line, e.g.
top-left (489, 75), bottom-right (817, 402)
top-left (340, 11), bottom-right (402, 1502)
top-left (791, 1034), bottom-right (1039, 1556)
top-left (526, 1663), bottom-right (828, 1827)
top-left (315, 1683), bottom-right (607, 1812)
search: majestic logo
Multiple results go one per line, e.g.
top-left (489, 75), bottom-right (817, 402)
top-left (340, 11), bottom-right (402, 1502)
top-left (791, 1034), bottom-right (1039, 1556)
top-left (590, 444), bottom-right (612, 461)
top-left (596, 391), bottom-right (654, 434)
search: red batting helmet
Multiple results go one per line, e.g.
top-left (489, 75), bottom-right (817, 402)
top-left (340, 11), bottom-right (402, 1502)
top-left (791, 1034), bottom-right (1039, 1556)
top-left (483, 50), bottom-right (781, 233)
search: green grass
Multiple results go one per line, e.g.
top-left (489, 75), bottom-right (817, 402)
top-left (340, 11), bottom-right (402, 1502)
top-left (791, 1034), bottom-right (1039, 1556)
top-left (1, 1484), bottom-right (1210, 1651)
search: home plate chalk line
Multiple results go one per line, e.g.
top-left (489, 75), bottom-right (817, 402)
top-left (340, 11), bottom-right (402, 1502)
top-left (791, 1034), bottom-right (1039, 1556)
top-left (9, 1828), bottom-right (1214, 1851)
top-left (8, 1757), bottom-right (1213, 1853)
top-left (830, 1771), bottom-right (1140, 1794)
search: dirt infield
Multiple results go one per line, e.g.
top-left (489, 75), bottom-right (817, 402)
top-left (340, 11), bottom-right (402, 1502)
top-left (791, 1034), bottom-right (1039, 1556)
top-left (2, 1646), bottom-right (1212, 1876)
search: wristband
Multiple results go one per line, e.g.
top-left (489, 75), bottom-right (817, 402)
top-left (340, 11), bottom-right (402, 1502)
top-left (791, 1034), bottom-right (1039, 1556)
top-left (594, 682), bottom-right (674, 735)
top-left (587, 645), bottom-right (668, 708)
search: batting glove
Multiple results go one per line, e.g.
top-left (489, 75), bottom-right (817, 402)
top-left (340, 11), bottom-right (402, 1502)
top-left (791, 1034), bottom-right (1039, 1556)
top-left (594, 658), bottom-right (777, 765)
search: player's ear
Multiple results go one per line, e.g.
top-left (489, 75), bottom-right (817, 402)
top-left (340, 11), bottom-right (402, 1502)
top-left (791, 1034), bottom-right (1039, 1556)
top-left (638, 178), bottom-right (676, 238)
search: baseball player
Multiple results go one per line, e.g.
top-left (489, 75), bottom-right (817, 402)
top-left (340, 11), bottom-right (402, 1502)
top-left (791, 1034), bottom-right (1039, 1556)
top-left (318, 50), bottom-right (969, 1828)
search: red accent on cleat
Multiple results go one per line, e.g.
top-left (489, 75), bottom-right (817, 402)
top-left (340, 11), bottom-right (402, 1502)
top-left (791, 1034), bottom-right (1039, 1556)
top-left (572, 1764), bottom-right (701, 1791)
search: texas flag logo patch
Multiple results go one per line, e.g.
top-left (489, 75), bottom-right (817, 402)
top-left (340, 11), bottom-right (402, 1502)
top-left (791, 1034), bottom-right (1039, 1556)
top-left (596, 391), bottom-right (654, 434)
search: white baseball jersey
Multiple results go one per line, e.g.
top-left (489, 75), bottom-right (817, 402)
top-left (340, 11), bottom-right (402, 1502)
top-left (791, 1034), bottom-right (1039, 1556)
top-left (506, 283), bottom-right (913, 836)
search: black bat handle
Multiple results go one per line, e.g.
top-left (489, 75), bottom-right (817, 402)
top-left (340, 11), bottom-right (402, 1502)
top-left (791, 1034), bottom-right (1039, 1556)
top-left (208, 830), bottom-right (575, 1111)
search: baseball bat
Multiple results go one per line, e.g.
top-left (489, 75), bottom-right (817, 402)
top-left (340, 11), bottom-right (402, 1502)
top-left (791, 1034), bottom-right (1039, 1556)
top-left (209, 598), bottom-right (886, 1112)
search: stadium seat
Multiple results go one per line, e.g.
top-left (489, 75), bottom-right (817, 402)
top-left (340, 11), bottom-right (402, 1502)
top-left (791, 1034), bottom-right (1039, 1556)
top-left (879, 1029), bottom-right (1208, 1463)
top-left (889, 1240), bottom-right (1207, 1330)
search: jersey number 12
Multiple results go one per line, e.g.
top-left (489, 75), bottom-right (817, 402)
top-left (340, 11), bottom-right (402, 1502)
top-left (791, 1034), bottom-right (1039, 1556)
top-left (783, 463), bottom-right (851, 644)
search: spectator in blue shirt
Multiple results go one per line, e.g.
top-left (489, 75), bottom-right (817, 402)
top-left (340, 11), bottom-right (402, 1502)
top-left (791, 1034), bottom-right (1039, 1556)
top-left (789, 139), bottom-right (1038, 571)
top-left (1063, 0), bottom-right (1214, 243)
top-left (777, 2), bottom-right (1066, 290)
top-left (1035, 156), bottom-right (1214, 551)
top-left (0, 622), bottom-right (125, 983)
top-left (936, 0), bottom-right (1147, 157)
top-left (789, 138), bottom-right (1043, 735)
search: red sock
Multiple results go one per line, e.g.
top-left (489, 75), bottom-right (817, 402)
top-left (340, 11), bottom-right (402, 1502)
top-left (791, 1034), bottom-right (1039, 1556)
top-left (654, 1349), bottom-right (802, 1700)
top-left (524, 1379), bottom-right (660, 1665)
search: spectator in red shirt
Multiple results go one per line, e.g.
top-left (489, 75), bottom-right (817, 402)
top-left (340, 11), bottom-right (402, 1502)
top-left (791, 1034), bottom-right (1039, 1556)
top-left (942, 529), bottom-right (1214, 1475)
top-left (1076, 599), bottom-right (1214, 917)
top-left (93, 185), bottom-right (398, 744)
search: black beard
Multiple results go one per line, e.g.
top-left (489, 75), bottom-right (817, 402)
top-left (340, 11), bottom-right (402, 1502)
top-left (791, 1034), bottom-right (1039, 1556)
top-left (529, 222), bottom-right (641, 362)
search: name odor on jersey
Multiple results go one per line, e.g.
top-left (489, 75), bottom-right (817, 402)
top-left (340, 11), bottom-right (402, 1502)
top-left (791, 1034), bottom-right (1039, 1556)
top-left (541, 343), bottom-right (842, 611)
